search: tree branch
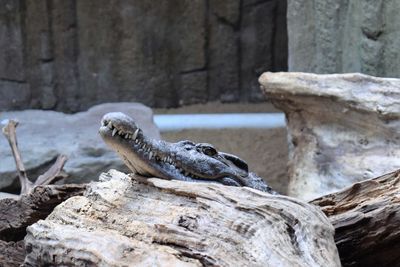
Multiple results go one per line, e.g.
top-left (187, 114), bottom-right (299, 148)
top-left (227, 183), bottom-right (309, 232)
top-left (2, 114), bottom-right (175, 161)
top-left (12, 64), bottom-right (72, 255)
top-left (1, 119), bottom-right (32, 195)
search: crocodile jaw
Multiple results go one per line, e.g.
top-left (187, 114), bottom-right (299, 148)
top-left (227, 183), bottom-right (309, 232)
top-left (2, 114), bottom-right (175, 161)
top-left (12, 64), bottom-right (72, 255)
top-left (99, 112), bottom-right (158, 177)
top-left (99, 112), bottom-right (219, 182)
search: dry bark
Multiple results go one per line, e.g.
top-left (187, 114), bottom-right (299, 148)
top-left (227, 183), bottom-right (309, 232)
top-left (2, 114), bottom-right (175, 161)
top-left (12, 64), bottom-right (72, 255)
top-left (0, 184), bottom-right (86, 266)
top-left (0, 184), bottom-right (87, 241)
top-left (0, 240), bottom-right (25, 267)
top-left (312, 170), bottom-right (400, 267)
top-left (23, 169), bottom-right (340, 267)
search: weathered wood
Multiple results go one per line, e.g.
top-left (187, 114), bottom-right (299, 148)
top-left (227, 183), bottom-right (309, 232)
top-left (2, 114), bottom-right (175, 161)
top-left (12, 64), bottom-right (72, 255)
top-left (23, 169), bottom-right (340, 267)
top-left (312, 170), bottom-right (400, 267)
top-left (2, 119), bottom-right (32, 194)
top-left (34, 154), bottom-right (68, 186)
top-left (0, 184), bottom-right (86, 267)
top-left (0, 240), bottom-right (25, 267)
top-left (1, 119), bottom-right (68, 196)
top-left (0, 184), bottom-right (87, 242)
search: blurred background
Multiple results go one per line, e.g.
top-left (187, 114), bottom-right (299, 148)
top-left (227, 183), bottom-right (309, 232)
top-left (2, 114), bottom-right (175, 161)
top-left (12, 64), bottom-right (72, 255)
top-left (0, 0), bottom-right (287, 112)
top-left (2, 0), bottom-right (400, 111)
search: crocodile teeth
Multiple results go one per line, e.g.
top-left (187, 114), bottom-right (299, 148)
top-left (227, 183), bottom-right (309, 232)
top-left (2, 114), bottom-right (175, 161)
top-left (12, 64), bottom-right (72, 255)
top-left (112, 128), bottom-right (118, 136)
top-left (118, 130), bottom-right (123, 135)
top-left (149, 152), bottom-right (153, 159)
top-left (133, 129), bottom-right (139, 140)
top-left (108, 123), bottom-right (113, 130)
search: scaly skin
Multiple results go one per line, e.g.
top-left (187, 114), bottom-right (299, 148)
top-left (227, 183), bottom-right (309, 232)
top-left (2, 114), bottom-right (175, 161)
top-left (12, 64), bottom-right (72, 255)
top-left (99, 112), bottom-right (275, 193)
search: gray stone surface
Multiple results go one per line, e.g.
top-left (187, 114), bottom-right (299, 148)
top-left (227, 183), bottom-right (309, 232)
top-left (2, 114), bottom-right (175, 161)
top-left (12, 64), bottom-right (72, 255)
top-left (288, 0), bottom-right (400, 77)
top-left (241, 0), bottom-right (280, 101)
top-left (0, 103), bottom-right (160, 193)
top-left (208, 0), bottom-right (241, 102)
top-left (0, 0), bottom-right (287, 112)
top-left (0, 0), bottom-right (25, 82)
top-left (260, 72), bottom-right (400, 200)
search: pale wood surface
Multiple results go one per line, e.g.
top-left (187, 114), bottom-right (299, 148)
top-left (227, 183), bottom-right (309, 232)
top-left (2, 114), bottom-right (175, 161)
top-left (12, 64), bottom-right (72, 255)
top-left (24, 170), bottom-right (340, 267)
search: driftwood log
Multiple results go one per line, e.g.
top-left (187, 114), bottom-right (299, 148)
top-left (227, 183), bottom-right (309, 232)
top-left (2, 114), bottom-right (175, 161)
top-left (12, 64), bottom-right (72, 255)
top-left (312, 170), bottom-right (400, 267)
top-left (0, 184), bottom-right (86, 266)
top-left (0, 119), bottom-right (86, 266)
top-left (22, 169), bottom-right (400, 266)
top-left (0, 171), bottom-right (400, 267)
top-left (23, 170), bottom-right (341, 266)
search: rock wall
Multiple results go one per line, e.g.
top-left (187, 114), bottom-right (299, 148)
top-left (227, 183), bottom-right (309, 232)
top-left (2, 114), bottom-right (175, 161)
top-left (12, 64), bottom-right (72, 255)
top-left (0, 0), bottom-right (287, 112)
top-left (288, 0), bottom-right (400, 77)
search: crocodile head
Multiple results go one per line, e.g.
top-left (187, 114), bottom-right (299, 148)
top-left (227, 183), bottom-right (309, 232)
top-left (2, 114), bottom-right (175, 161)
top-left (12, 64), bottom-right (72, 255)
top-left (99, 112), bottom-right (273, 192)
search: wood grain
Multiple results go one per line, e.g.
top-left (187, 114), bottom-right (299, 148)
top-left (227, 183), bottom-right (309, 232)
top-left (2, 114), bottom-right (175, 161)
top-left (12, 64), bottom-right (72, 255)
top-left (24, 170), bottom-right (340, 266)
top-left (312, 170), bottom-right (400, 267)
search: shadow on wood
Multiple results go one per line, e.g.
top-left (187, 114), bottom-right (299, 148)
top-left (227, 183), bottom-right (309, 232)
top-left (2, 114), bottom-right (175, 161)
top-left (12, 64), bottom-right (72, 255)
top-left (312, 170), bottom-right (400, 267)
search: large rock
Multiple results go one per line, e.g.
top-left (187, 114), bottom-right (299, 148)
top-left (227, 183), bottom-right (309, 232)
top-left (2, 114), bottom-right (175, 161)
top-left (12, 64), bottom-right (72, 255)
top-left (24, 169), bottom-right (340, 266)
top-left (260, 72), bottom-right (400, 200)
top-left (0, 103), bottom-right (160, 192)
top-left (288, 0), bottom-right (400, 77)
top-left (0, 0), bottom-right (287, 112)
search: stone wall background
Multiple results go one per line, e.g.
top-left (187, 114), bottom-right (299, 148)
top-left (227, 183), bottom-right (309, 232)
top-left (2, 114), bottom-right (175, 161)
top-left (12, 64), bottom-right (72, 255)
top-left (0, 0), bottom-right (287, 112)
top-left (288, 0), bottom-right (400, 77)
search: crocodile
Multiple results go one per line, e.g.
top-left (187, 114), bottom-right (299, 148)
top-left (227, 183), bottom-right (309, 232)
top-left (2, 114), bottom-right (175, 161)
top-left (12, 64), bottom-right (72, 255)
top-left (99, 112), bottom-right (275, 193)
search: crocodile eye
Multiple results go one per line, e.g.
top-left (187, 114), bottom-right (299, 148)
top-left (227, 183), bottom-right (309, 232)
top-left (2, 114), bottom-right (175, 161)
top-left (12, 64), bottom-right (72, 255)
top-left (203, 147), bottom-right (217, 156)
